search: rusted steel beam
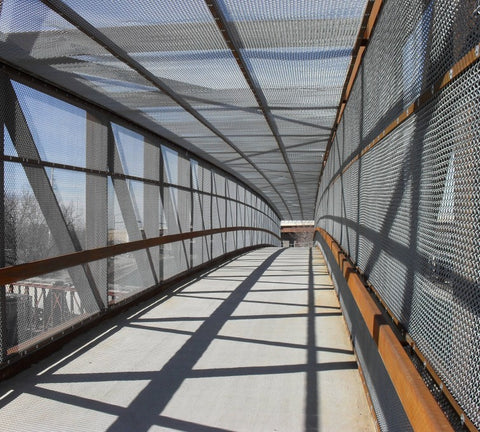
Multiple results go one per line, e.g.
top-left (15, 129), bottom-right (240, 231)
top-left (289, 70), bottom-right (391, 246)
top-left (404, 334), bottom-right (479, 432)
top-left (316, 227), bottom-right (454, 432)
top-left (0, 227), bottom-right (280, 286)
top-left (344, 45), bottom-right (366, 103)
top-left (281, 227), bottom-right (315, 233)
top-left (364, 0), bottom-right (384, 40)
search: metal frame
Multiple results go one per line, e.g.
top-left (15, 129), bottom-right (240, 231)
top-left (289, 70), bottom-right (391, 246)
top-left (39, 0), bottom-right (293, 219)
top-left (205, 0), bottom-right (305, 218)
top-left (2, 72), bottom-right (105, 312)
top-left (0, 65), bottom-right (281, 368)
top-left (0, 227), bottom-right (280, 287)
top-left (0, 64), bottom-right (282, 224)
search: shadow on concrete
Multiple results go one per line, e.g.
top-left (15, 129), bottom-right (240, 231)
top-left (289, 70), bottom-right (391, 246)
top-left (1, 248), bottom-right (359, 432)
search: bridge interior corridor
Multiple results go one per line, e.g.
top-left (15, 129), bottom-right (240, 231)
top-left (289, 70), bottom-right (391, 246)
top-left (0, 247), bottom-right (374, 432)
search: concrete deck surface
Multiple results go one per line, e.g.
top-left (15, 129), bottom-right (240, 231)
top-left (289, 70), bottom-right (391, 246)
top-left (0, 247), bottom-right (375, 431)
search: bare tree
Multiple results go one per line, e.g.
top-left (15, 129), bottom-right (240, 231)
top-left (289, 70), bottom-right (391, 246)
top-left (5, 190), bottom-right (82, 266)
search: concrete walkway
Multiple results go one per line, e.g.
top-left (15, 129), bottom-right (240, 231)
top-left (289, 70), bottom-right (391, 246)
top-left (0, 247), bottom-right (375, 431)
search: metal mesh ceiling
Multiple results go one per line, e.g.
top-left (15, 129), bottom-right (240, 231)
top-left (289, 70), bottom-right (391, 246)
top-left (0, 0), bottom-right (368, 219)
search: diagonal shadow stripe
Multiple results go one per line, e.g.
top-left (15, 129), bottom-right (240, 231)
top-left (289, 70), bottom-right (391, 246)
top-left (189, 361), bottom-right (358, 378)
top-left (106, 248), bottom-right (285, 432)
top-left (155, 415), bottom-right (232, 432)
top-left (28, 386), bottom-right (123, 416)
top-left (124, 323), bottom-right (350, 355)
top-left (36, 357), bottom-right (357, 386)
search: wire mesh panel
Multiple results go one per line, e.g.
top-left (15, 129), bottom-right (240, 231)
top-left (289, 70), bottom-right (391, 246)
top-left (3, 161), bottom-right (102, 342)
top-left (226, 199), bottom-right (237, 252)
top-left (237, 203), bottom-right (245, 249)
top-left (244, 205), bottom-right (251, 246)
top-left (178, 153), bottom-right (191, 189)
top-left (5, 163), bottom-right (74, 263)
top-left (213, 171), bottom-right (226, 197)
top-left (192, 192), bottom-right (207, 267)
top-left (109, 249), bottom-right (156, 304)
top-left (109, 176), bottom-right (159, 296)
top-left (4, 265), bottom-right (100, 354)
top-left (225, 179), bottom-right (237, 252)
top-left (12, 81), bottom-right (88, 168)
top-left (163, 186), bottom-right (191, 279)
top-left (200, 164), bottom-right (212, 194)
top-left (162, 146), bottom-right (179, 185)
top-left (143, 137), bottom-right (162, 279)
top-left (212, 196), bottom-right (226, 259)
top-left (316, 1), bottom-right (480, 429)
top-left (112, 124), bottom-right (146, 179)
top-left (0, 36), bottom-right (280, 368)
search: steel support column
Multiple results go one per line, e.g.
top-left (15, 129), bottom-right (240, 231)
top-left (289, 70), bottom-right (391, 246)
top-left (107, 123), bottom-right (157, 288)
top-left (143, 137), bottom-right (161, 283)
top-left (0, 74), bottom-right (6, 361)
top-left (86, 112), bottom-right (109, 306)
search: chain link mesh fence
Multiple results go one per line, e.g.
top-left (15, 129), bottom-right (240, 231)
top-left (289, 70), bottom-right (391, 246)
top-left (316, 1), bottom-right (480, 429)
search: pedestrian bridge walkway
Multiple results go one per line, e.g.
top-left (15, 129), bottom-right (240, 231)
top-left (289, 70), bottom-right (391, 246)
top-left (0, 248), bottom-right (374, 432)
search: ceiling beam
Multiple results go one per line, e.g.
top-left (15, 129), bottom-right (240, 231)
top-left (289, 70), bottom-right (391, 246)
top-left (205, 0), bottom-right (305, 219)
top-left (5, 19), bottom-right (361, 55)
top-left (40, 0), bottom-right (293, 218)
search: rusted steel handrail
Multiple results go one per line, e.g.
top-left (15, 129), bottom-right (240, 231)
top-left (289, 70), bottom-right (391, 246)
top-left (316, 227), bottom-right (453, 432)
top-left (0, 227), bottom-right (280, 286)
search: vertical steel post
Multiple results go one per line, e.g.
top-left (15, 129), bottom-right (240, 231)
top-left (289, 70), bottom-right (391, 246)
top-left (210, 169), bottom-right (213, 258)
top-left (143, 137), bottom-right (160, 284)
top-left (189, 159), bottom-right (194, 269)
top-left (159, 145), bottom-right (165, 282)
top-left (86, 112), bottom-right (108, 308)
top-left (0, 71), bottom-right (7, 362)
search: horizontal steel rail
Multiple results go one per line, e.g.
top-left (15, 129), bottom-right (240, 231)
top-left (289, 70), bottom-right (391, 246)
top-left (0, 227), bottom-right (280, 286)
top-left (1, 155), bottom-right (278, 227)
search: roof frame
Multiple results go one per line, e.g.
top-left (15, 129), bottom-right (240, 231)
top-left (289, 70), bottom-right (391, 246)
top-left (40, 0), bottom-right (294, 219)
top-left (205, 0), bottom-right (305, 219)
